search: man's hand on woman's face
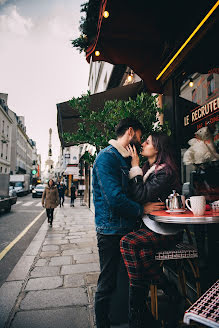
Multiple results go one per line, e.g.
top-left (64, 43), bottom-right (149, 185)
top-left (126, 144), bottom-right (140, 167)
top-left (143, 202), bottom-right (165, 214)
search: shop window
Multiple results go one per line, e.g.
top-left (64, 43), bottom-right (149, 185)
top-left (207, 74), bottom-right (214, 96)
top-left (0, 167), bottom-right (2, 172)
top-left (5, 168), bottom-right (7, 173)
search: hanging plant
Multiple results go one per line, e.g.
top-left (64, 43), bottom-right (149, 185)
top-left (71, 0), bottom-right (100, 53)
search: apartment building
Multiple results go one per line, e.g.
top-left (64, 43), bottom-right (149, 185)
top-left (0, 93), bottom-right (13, 174)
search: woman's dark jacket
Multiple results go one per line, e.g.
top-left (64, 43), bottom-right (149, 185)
top-left (128, 165), bottom-right (183, 235)
top-left (128, 166), bottom-right (180, 204)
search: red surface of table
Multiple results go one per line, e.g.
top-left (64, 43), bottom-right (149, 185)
top-left (149, 210), bottom-right (219, 224)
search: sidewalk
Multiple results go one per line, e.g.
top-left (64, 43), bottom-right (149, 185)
top-left (0, 199), bottom-right (100, 328)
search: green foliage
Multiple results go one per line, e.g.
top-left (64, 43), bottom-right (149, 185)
top-left (71, 0), bottom-right (100, 53)
top-left (63, 92), bottom-right (170, 165)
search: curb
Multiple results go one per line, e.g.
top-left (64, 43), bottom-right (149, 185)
top-left (0, 209), bottom-right (51, 328)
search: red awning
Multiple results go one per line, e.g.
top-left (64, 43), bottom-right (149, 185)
top-left (86, 0), bottom-right (219, 93)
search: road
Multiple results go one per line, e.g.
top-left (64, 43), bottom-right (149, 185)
top-left (0, 193), bottom-right (47, 287)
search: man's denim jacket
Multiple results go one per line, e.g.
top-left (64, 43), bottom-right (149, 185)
top-left (92, 140), bottom-right (143, 235)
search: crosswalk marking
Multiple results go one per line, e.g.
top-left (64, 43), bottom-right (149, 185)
top-left (15, 201), bottom-right (22, 205)
top-left (36, 202), bottom-right (42, 207)
top-left (23, 201), bottom-right (34, 207)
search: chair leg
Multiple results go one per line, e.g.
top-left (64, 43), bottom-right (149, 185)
top-left (187, 258), bottom-right (201, 298)
top-left (177, 260), bottom-right (187, 298)
top-left (150, 284), bottom-right (158, 320)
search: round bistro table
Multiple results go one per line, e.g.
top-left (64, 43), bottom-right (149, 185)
top-left (149, 210), bottom-right (219, 224)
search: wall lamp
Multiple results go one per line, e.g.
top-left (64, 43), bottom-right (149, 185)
top-left (126, 70), bottom-right (134, 82)
top-left (189, 78), bottom-right (194, 87)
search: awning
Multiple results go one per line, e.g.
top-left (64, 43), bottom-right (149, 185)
top-left (57, 81), bottom-right (145, 147)
top-left (63, 166), bottom-right (79, 176)
top-left (86, 0), bottom-right (219, 92)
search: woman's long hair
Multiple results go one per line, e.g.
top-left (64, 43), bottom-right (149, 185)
top-left (48, 179), bottom-right (55, 187)
top-left (142, 132), bottom-right (180, 185)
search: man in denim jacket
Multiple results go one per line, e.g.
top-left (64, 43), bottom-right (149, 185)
top-left (93, 118), bottom-right (153, 328)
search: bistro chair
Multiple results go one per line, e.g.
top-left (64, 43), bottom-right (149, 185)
top-left (183, 279), bottom-right (219, 327)
top-left (149, 227), bottom-right (201, 320)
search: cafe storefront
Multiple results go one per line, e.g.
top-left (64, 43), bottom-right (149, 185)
top-left (85, 0), bottom-right (219, 296)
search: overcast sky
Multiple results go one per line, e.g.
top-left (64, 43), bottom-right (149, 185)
top-left (0, 0), bottom-right (89, 169)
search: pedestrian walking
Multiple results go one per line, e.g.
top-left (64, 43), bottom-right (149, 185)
top-left (57, 181), bottom-right (66, 207)
top-left (120, 132), bottom-right (184, 328)
top-left (92, 118), bottom-right (162, 328)
top-left (42, 179), bottom-right (59, 227)
top-left (70, 183), bottom-right (77, 207)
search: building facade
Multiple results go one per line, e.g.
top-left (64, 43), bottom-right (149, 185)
top-left (0, 93), bottom-right (12, 174)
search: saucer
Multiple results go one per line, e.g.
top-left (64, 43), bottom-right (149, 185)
top-left (166, 209), bottom-right (186, 213)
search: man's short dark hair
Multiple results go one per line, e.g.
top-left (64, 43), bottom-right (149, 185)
top-left (115, 118), bottom-right (144, 137)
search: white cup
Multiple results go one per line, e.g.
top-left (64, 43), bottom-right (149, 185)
top-left (185, 196), bottom-right (206, 216)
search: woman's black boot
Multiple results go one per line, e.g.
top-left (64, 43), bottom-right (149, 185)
top-left (158, 275), bottom-right (184, 327)
top-left (129, 285), bottom-right (161, 328)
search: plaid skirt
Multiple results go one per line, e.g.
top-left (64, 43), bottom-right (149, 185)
top-left (120, 227), bottom-right (181, 286)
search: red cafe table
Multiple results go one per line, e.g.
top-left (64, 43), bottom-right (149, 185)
top-left (149, 210), bottom-right (219, 224)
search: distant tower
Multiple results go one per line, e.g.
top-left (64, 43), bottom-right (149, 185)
top-left (48, 128), bottom-right (52, 157)
top-left (43, 128), bottom-right (54, 181)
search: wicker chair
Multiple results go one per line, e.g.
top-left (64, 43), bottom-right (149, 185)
top-left (150, 229), bottom-right (201, 320)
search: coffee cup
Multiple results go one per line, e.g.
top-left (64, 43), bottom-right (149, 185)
top-left (185, 196), bottom-right (206, 216)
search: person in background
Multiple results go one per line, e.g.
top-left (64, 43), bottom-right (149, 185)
top-left (120, 132), bottom-right (184, 328)
top-left (42, 179), bottom-right (59, 227)
top-left (92, 118), bottom-right (163, 328)
top-left (57, 181), bottom-right (66, 207)
top-left (70, 183), bottom-right (77, 207)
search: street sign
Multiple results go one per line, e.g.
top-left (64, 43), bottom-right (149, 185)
top-left (32, 169), bottom-right (37, 175)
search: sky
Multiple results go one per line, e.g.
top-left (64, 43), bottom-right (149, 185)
top-left (0, 0), bottom-right (89, 169)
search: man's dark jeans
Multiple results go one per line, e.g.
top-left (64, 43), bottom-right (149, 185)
top-left (95, 233), bottom-right (123, 328)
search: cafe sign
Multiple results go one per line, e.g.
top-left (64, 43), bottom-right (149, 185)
top-left (184, 97), bottom-right (219, 130)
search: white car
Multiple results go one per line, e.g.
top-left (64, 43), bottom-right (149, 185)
top-left (32, 184), bottom-right (45, 198)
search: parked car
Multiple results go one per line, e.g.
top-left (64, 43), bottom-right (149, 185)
top-left (32, 184), bottom-right (45, 198)
top-left (9, 186), bottom-right (17, 197)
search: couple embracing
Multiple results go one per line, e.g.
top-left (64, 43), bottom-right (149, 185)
top-left (92, 118), bottom-right (184, 328)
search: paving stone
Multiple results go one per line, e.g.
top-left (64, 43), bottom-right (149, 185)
top-left (25, 276), bottom-right (63, 290)
top-left (0, 281), bottom-right (23, 328)
top-left (61, 263), bottom-right (100, 275)
top-left (62, 248), bottom-right (92, 256)
top-left (63, 274), bottom-right (85, 287)
top-left (22, 240), bottom-right (43, 256)
top-left (42, 245), bottom-right (60, 251)
top-left (74, 241), bottom-right (96, 247)
top-left (87, 285), bottom-right (97, 304)
top-left (43, 239), bottom-right (68, 245)
top-left (61, 244), bottom-right (78, 251)
top-left (40, 251), bottom-right (60, 258)
top-left (30, 266), bottom-right (60, 278)
top-left (85, 272), bottom-right (99, 285)
top-left (68, 232), bottom-right (86, 236)
top-left (7, 255), bottom-right (35, 281)
top-left (45, 234), bottom-right (66, 239)
top-left (47, 229), bottom-right (65, 233)
top-left (35, 259), bottom-right (47, 266)
top-left (74, 253), bottom-right (99, 264)
top-left (49, 256), bottom-right (72, 266)
top-left (11, 307), bottom-right (91, 328)
top-left (20, 287), bottom-right (88, 309)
